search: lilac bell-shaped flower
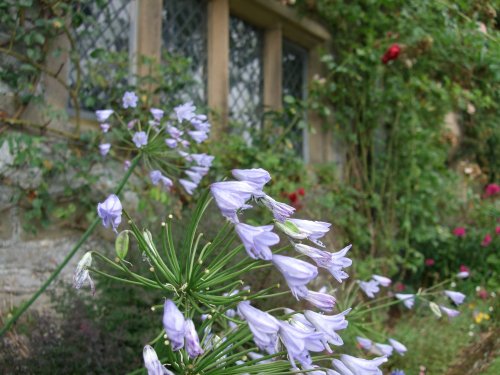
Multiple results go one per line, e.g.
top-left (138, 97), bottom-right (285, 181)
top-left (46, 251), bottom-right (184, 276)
top-left (73, 252), bottom-right (95, 295)
top-left (389, 338), bottom-right (407, 356)
top-left (303, 289), bottom-right (337, 312)
top-left (372, 343), bottom-right (393, 357)
top-left (99, 143), bottom-right (111, 156)
top-left (180, 179), bottom-right (198, 195)
top-left (150, 170), bottom-right (173, 190)
top-left (237, 301), bottom-right (280, 354)
top-left (191, 153), bottom-right (214, 168)
top-left (395, 293), bottom-right (415, 309)
top-left (359, 280), bottom-right (380, 298)
top-left (235, 223), bottom-right (279, 260)
top-left (333, 354), bottom-right (388, 375)
top-left (287, 218), bottom-right (331, 247)
top-left (95, 109), bottom-right (114, 122)
top-left (100, 123), bottom-right (110, 133)
top-left (165, 138), bottom-right (177, 148)
top-left (372, 275), bottom-right (391, 287)
top-left (261, 195), bottom-right (295, 222)
top-left (143, 345), bottom-right (173, 375)
top-left (185, 170), bottom-right (203, 185)
top-left (304, 308), bottom-right (351, 347)
top-left (232, 168), bottom-right (271, 189)
top-left (97, 194), bottom-right (122, 232)
top-left (356, 336), bottom-right (372, 350)
top-left (122, 91), bottom-right (138, 108)
top-left (188, 130), bottom-right (208, 143)
top-left (271, 255), bottom-right (318, 298)
top-left (210, 181), bottom-right (263, 222)
top-left (444, 290), bottom-right (465, 305)
top-left (162, 300), bottom-right (186, 351)
top-left (150, 108), bottom-right (164, 121)
top-left (174, 101), bottom-right (196, 122)
top-left (278, 321), bottom-right (324, 367)
top-left (184, 319), bottom-right (204, 358)
top-left (133, 131), bottom-right (148, 148)
top-left (440, 305), bottom-right (460, 318)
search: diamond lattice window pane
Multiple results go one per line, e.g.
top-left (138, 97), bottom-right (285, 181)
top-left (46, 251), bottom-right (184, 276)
top-left (70, 0), bottom-right (133, 110)
top-left (162, 0), bottom-right (207, 106)
top-left (282, 39), bottom-right (308, 155)
top-left (229, 16), bottom-right (264, 129)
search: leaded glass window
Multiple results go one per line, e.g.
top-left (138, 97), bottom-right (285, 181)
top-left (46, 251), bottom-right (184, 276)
top-left (229, 16), bottom-right (264, 129)
top-left (282, 39), bottom-right (308, 155)
top-left (162, 0), bottom-right (207, 105)
top-left (70, 0), bottom-right (133, 110)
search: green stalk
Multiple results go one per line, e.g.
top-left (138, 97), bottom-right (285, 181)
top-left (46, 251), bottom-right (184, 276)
top-left (0, 155), bottom-right (142, 336)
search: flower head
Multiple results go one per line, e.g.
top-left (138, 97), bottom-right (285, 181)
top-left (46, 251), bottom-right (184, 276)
top-left (191, 153), bottom-right (214, 168)
top-left (235, 223), bottom-right (279, 260)
top-left (237, 301), bottom-right (280, 354)
top-left (232, 168), bottom-right (271, 190)
top-left (188, 130), bottom-right (208, 144)
top-left (163, 300), bottom-right (185, 351)
top-left (334, 355), bottom-right (387, 375)
top-left (481, 233), bottom-right (492, 247)
top-left (73, 252), bottom-right (95, 295)
top-left (180, 179), bottom-right (198, 195)
top-left (100, 123), bottom-right (110, 133)
top-left (287, 218), bottom-right (331, 247)
top-left (359, 280), bottom-right (380, 299)
top-left (150, 170), bottom-right (173, 190)
top-left (184, 319), bottom-right (204, 358)
top-left (97, 194), bottom-right (122, 232)
top-left (485, 183), bottom-right (500, 197)
top-left (132, 131), bottom-right (148, 148)
top-left (304, 308), bottom-right (350, 347)
top-left (457, 265), bottom-right (470, 278)
top-left (261, 195), bottom-right (295, 222)
top-left (99, 143), bottom-right (111, 156)
top-left (389, 338), bottom-right (407, 356)
top-left (444, 290), bottom-right (465, 305)
top-left (210, 181), bottom-right (263, 222)
top-left (143, 345), bottom-right (173, 375)
top-left (165, 139), bottom-right (177, 148)
top-left (303, 289), bottom-right (337, 312)
top-left (372, 343), bottom-right (393, 357)
top-left (278, 320), bottom-right (324, 367)
top-left (272, 254), bottom-right (318, 298)
top-left (122, 91), bottom-right (139, 108)
top-left (356, 336), bottom-right (372, 350)
top-left (382, 43), bottom-right (401, 64)
top-left (95, 109), bottom-right (113, 122)
top-left (150, 108), bottom-right (164, 121)
top-left (440, 305), bottom-right (460, 318)
top-left (174, 101), bottom-right (196, 123)
top-left (395, 293), bottom-right (415, 309)
top-left (371, 275), bottom-right (391, 287)
top-left (453, 227), bottom-right (466, 237)
top-left (425, 258), bottom-right (435, 266)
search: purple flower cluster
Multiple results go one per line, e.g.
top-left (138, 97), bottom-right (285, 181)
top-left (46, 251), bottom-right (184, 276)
top-left (356, 336), bottom-right (407, 358)
top-left (95, 94), bottom-right (214, 196)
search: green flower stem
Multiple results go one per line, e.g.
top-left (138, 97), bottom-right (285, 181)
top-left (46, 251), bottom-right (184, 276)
top-left (87, 267), bottom-right (161, 288)
top-left (0, 154), bottom-right (142, 337)
top-left (163, 218), bottom-right (181, 281)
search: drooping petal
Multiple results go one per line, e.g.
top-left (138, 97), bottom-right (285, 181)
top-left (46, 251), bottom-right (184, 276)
top-left (184, 319), bottom-right (204, 358)
top-left (235, 223), bottom-right (279, 260)
top-left (162, 300), bottom-right (186, 351)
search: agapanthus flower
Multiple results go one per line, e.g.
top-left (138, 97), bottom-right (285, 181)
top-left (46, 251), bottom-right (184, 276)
top-left (122, 91), bottom-right (138, 108)
top-left (180, 179), bottom-right (198, 195)
top-left (184, 319), bottom-right (204, 358)
top-left (359, 280), bottom-right (380, 298)
top-left (95, 109), bottom-right (113, 122)
top-left (150, 170), bottom-right (173, 190)
top-left (150, 108), bottom-right (164, 121)
top-left (132, 131), bottom-right (148, 148)
top-left (143, 345), bottom-right (173, 375)
top-left (372, 343), bottom-right (393, 357)
top-left (127, 119), bottom-right (137, 129)
top-left (167, 125), bottom-right (184, 139)
top-left (481, 233), bottom-right (492, 247)
top-left (99, 143), bottom-right (111, 156)
top-left (235, 223), bottom-right (280, 260)
top-left (356, 336), bottom-right (372, 350)
top-left (100, 123), bottom-right (110, 133)
top-left (191, 153), bottom-right (214, 168)
top-left (278, 320), bottom-right (324, 367)
top-left (444, 290), bottom-right (465, 305)
top-left (97, 194), bottom-right (122, 232)
top-left (237, 301), bottom-right (280, 354)
top-left (210, 181), bottom-right (263, 222)
top-left (191, 120), bottom-right (210, 132)
top-left (294, 243), bottom-right (352, 283)
top-left (190, 166), bottom-right (209, 176)
top-left (163, 300), bottom-right (185, 350)
top-left (440, 305), bottom-right (460, 318)
top-left (333, 354), bottom-right (387, 375)
top-left (304, 308), bottom-right (350, 347)
top-left (371, 275), bottom-right (391, 287)
top-left (389, 338), bottom-right (407, 356)
top-left (174, 101), bottom-right (196, 122)
top-left (261, 195), bottom-right (295, 222)
top-left (165, 139), bottom-right (177, 148)
top-left (188, 130), bottom-right (208, 143)
top-left (73, 252), bottom-right (95, 295)
top-left (124, 160), bottom-right (131, 170)
top-left (232, 168), bottom-right (271, 189)
top-left (287, 218), bottom-right (331, 246)
top-left (395, 293), bottom-right (415, 309)
top-left (185, 170), bottom-right (203, 185)
top-left (303, 289), bottom-right (337, 312)
top-left (271, 254), bottom-right (318, 298)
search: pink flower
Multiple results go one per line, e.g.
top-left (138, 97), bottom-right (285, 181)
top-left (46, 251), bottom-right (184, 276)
top-left (382, 43), bottom-right (401, 64)
top-left (484, 183), bottom-right (500, 197)
top-left (495, 226), bottom-right (500, 235)
top-left (453, 227), bottom-right (466, 237)
top-left (481, 234), bottom-right (492, 247)
top-left (425, 258), bottom-right (435, 266)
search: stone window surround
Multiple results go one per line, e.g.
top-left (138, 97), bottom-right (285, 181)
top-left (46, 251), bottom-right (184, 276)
top-left (60, 0), bottom-right (333, 163)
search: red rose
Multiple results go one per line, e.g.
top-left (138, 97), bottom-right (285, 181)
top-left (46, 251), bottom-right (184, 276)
top-left (297, 187), bottom-right (305, 196)
top-left (381, 43), bottom-right (401, 64)
top-left (288, 192), bottom-right (298, 204)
